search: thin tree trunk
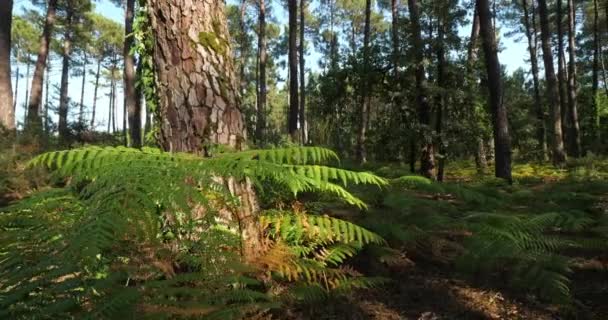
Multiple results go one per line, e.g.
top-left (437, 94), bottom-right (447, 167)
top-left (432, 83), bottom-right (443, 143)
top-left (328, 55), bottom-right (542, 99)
top-left (522, 0), bottom-right (546, 160)
top-left (26, 0), bottom-right (57, 132)
top-left (409, 140), bottom-right (416, 173)
top-left (58, 10), bottom-right (73, 140)
top-left (467, 7), bottom-right (488, 173)
top-left (13, 64), bottom-right (19, 122)
top-left (407, 0), bottom-right (435, 179)
top-left (329, 0), bottom-right (337, 71)
top-left (107, 76), bottom-right (113, 133)
top-left (356, 0), bottom-right (371, 163)
top-left (0, 0), bottom-right (13, 131)
top-left (125, 0), bottom-right (141, 147)
top-left (79, 52), bottom-right (87, 125)
top-left (240, 0), bottom-right (248, 94)
top-left (537, 0), bottom-right (566, 165)
top-left (44, 60), bottom-right (50, 133)
top-left (556, 0), bottom-right (569, 153)
top-left (391, 0), bottom-right (399, 76)
top-left (601, 52), bottom-right (608, 96)
top-left (477, 0), bottom-right (512, 182)
top-left (566, 0), bottom-right (580, 157)
top-left (592, 0), bottom-right (600, 147)
top-left (256, 0), bottom-right (267, 144)
top-left (436, 5), bottom-right (448, 182)
top-left (91, 59), bottom-right (101, 128)
top-left (288, 0), bottom-right (299, 139)
top-left (299, 0), bottom-right (306, 144)
top-left (112, 74), bottom-right (116, 134)
top-left (146, 0), bottom-right (262, 261)
top-left (24, 60), bottom-right (30, 117)
top-left (123, 86), bottom-right (127, 146)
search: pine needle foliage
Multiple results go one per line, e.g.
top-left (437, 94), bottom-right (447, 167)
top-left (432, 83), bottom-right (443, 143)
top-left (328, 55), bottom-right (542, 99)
top-left (0, 146), bottom-right (387, 318)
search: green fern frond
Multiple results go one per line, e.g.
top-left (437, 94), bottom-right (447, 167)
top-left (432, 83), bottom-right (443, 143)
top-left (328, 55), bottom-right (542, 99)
top-left (260, 211), bottom-right (385, 246)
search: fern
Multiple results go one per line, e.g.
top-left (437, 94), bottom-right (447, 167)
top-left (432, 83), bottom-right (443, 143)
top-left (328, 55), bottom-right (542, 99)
top-left (361, 175), bottom-right (608, 303)
top-left (1, 146), bottom-right (387, 318)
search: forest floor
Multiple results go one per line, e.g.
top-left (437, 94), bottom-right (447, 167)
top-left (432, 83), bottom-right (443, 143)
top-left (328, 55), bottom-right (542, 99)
top-left (1, 142), bottom-right (607, 320)
top-left (287, 160), bottom-right (608, 320)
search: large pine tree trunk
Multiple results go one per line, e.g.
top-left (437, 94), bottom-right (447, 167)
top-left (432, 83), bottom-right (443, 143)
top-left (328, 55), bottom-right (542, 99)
top-left (477, 0), bottom-right (512, 182)
top-left (91, 59), bottom-right (101, 128)
top-left (522, 0), bottom-right (546, 160)
top-left (407, 0), bottom-right (435, 179)
top-left (57, 10), bottom-right (73, 140)
top-left (566, 0), bottom-right (581, 157)
top-left (356, 0), bottom-right (371, 164)
top-left (146, 0), bottom-right (262, 260)
top-left (256, 0), bottom-right (267, 144)
top-left (537, 0), bottom-right (566, 165)
top-left (26, 0), bottom-right (57, 132)
top-left (125, 0), bottom-right (141, 147)
top-left (299, 0), bottom-right (306, 144)
top-left (0, 0), bottom-right (14, 131)
top-left (288, 0), bottom-right (299, 139)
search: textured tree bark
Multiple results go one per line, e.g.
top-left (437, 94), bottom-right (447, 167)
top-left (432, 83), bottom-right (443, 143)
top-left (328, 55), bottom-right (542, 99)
top-left (91, 59), bottom-right (101, 128)
top-left (556, 0), bottom-right (569, 152)
top-left (79, 52), bottom-right (87, 125)
top-left (407, 0), bottom-right (435, 179)
top-left (477, 0), bottom-right (512, 182)
top-left (256, 0), bottom-right (267, 144)
top-left (537, 0), bottom-right (566, 165)
top-left (0, 0), bottom-right (14, 131)
top-left (522, 0), bottom-right (546, 160)
top-left (146, 0), bottom-right (262, 260)
top-left (299, 0), bottom-right (307, 144)
top-left (58, 9), bottom-right (73, 140)
top-left (566, 0), bottom-right (581, 157)
top-left (288, 0), bottom-right (299, 139)
top-left (356, 0), bottom-right (371, 164)
top-left (26, 0), bottom-right (57, 133)
top-left (125, 0), bottom-right (142, 147)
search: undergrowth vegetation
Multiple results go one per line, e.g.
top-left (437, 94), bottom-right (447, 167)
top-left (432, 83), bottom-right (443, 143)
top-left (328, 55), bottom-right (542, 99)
top-left (1, 145), bottom-right (607, 318)
top-left (0, 146), bottom-right (388, 319)
top-left (356, 161), bottom-right (608, 305)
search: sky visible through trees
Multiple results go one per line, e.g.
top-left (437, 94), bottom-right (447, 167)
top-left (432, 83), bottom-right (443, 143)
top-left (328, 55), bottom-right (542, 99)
top-left (10, 0), bottom-right (529, 132)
